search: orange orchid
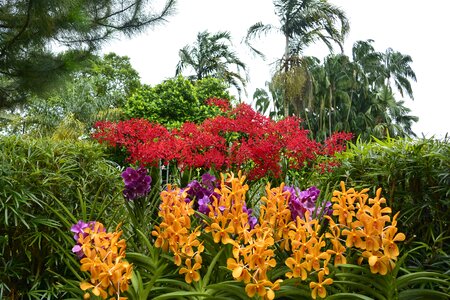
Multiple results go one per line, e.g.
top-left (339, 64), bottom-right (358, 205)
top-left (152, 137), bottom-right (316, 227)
top-left (209, 218), bottom-right (235, 244)
top-left (227, 257), bottom-right (251, 283)
top-left (363, 251), bottom-right (391, 275)
top-left (285, 250), bottom-right (309, 280)
top-left (245, 279), bottom-right (281, 300)
top-left (179, 257), bottom-right (202, 283)
top-left (150, 176), bottom-right (407, 299)
top-left (309, 270), bottom-right (333, 299)
top-left (77, 222), bottom-right (132, 299)
top-left (382, 225), bottom-right (406, 258)
top-left (341, 226), bottom-right (365, 249)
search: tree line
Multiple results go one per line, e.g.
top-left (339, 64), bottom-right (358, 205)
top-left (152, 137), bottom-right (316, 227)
top-left (0, 0), bottom-right (418, 141)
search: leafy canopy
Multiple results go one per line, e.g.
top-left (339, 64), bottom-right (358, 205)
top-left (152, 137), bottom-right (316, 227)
top-left (0, 0), bottom-right (176, 109)
top-left (125, 76), bottom-right (232, 128)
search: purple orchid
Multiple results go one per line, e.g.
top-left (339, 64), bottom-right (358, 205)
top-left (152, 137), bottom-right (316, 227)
top-left (243, 206), bottom-right (258, 229)
top-left (198, 195), bottom-right (211, 215)
top-left (121, 166), bottom-right (152, 200)
top-left (284, 185), bottom-right (321, 220)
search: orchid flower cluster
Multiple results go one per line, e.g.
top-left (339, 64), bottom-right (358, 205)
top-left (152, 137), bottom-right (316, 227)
top-left (151, 185), bottom-right (205, 283)
top-left (183, 173), bottom-right (257, 228)
top-left (71, 221), bottom-right (132, 299)
top-left (329, 182), bottom-right (406, 275)
top-left (121, 166), bottom-right (152, 200)
top-left (150, 172), bottom-right (405, 299)
top-left (71, 220), bottom-right (100, 258)
top-left (184, 173), bottom-right (221, 215)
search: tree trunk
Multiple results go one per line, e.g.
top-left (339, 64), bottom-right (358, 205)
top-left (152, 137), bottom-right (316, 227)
top-left (283, 34), bottom-right (289, 117)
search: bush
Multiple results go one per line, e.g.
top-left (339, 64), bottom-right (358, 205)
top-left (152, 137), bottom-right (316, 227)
top-left (94, 104), bottom-right (352, 182)
top-left (125, 76), bottom-right (231, 128)
top-left (195, 77), bottom-right (233, 103)
top-left (318, 137), bottom-right (450, 270)
top-left (0, 136), bottom-right (123, 299)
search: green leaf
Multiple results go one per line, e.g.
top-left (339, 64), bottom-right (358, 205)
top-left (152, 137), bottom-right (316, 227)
top-left (398, 289), bottom-right (450, 300)
top-left (155, 278), bottom-right (192, 290)
top-left (396, 271), bottom-right (448, 289)
top-left (126, 252), bottom-right (158, 271)
top-left (152, 291), bottom-right (211, 300)
top-left (327, 293), bottom-right (375, 300)
top-left (203, 247), bottom-right (225, 287)
top-left (206, 281), bottom-right (248, 299)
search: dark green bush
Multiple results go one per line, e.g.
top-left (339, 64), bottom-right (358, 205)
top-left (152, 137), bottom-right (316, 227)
top-left (195, 77), bottom-right (233, 103)
top-left (0, 136), bottom-right (123, 299)
top-left (124, 76), bottom-right (230, 128)
top-left (317, 137), bottom-right (449, 270)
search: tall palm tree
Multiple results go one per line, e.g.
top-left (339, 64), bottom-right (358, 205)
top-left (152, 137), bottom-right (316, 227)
top-left (302, 40), bottom-right (418, 140)
top-left (349, 41), bottom-right (418, 139)
top-left (382, 48), bottom-right (417, 99)
top-left (175, 31), bottom-right (247, 97)
top-left (246, 0), bottom-right (349, 116)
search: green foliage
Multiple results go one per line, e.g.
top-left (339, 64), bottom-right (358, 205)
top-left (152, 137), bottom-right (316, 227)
top-left (195, 77), bottom-right (233, 103)
top-left (0, 0), bottom-right (177, 109)
top-left (3, 53), bottom-right (141, 137)
top-left (176, 30), bottom-right (247, 97)
top-left (0, 136), bottom-right (123, 299)
top-left (318, 136), bottom-right (450, 270)
top-left (304, 41), bottom-right (417, 140)
top-left (89, 53), bottom-right (142, 106)
top-left (125, 76), bottom-right (229, 128)
top-left (255, 40), bottom-right (418, 141)
top-left (325, 257), bottom-right (450, 300)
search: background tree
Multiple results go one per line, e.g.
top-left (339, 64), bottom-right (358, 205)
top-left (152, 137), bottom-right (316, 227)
top-left (0, 0), bottom-right (177, 109)
top-left (246, 0), bottom-right (349, 116)
top-left (175, 30), bottom-right (247, 98)
top-left (253, 80), bottom-right (285, 120)
top-left (125, 76), bottom-right (232, 128)
top-left (5, 53), bottom-right (141, 137)
top-left (303, 40), bottom-right (418, 140)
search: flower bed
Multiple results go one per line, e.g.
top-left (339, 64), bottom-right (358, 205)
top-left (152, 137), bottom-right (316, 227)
top-left (72, 169), bottom-right (425, 300)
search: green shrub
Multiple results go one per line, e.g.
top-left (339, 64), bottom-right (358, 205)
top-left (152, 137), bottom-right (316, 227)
top-left (195, 77), bottom-right (233, 103)
top-left (317, 137), bottom-right (450, 270)
top-left (0, 136), bottom-right (123, 299)
top-left (124, 76), bottom-right (229, 128)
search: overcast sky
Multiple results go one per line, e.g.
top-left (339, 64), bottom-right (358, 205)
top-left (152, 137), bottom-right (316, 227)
top-left (103, 0), bottom-right (450, 138)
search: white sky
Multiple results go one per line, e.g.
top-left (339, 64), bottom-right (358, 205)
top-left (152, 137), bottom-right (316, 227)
top-left (103, 0), bottom-right (450, 138)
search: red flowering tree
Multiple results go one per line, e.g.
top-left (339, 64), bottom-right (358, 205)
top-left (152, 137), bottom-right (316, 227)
top-left (93, 102), bottom-right (352, 180)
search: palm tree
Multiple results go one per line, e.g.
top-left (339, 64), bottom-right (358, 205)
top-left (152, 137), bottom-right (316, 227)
top-left (253, 81), bottom-right (284, 120)
top-left (246, 0), bottom-right (350, 116)
top-left (349, 41), bottom-right (418, 139)
top-left (301, 40), bottom-right (418, 140)
top-left (382, 48), bottom-right (417, 99)
top-left (175, 31), bottom-right (247, 97)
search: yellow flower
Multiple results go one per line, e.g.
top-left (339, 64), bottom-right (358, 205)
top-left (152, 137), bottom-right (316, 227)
top-left (179, 258), bottom-right (202, 283)
top-left (341, 226), bottom-right (365, 249)
top-left (382, 226), bottom-right (405, 259)
top-left (363, 251), bottom-right (391, 275)
top-left (227, 257), bottom-right (251, 283)
top-left (245, 278), bottom-right (280, 300)
top-left (332, 197), bottom-right (355, 226)
top-left (305, 237), bottom-right (330, 271)
top-left (285, 250), bottom-right (309, 280)
top-left (80, 282), bottom-right (108, 299)
top-left (210, 217), bottom-right (235, 244)
top-left (309, 270), bottom-right (333, 299)
top-left (78, 222), bottom-right (132, 299)
top-left (327, 239), bottom-right (347, 266)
